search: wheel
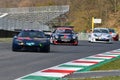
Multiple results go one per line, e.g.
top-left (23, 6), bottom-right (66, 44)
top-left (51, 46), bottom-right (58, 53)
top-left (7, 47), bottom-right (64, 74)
top-left (12, 44), bottom-right (21, 52)
top-left (73, 41), bottom-right (78, 46)
top-left (88, 41), bottom-right (91, 42)
top-left (12, 45), bottom-right (18, 51)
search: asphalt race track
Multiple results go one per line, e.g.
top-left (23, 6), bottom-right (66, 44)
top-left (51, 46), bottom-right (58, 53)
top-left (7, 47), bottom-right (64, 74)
top-left (0, 40), bottom-right (120, 80)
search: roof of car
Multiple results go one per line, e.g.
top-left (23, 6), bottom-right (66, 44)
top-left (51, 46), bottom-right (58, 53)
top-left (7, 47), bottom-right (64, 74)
top-left (57, 27), bottom-right (73, 30)
top-left (22, 29), bottom-right (42, 32)
top-left (94, 28), bottom-right (108, 30)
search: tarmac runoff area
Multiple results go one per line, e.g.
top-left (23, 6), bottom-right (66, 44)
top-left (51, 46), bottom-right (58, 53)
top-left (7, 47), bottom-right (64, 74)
top-left (15, 49), bottom-right (120, 80)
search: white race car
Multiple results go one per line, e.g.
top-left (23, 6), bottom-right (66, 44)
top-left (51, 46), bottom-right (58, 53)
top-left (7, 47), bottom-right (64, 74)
top-left (88, 28), bottom-right (113, 43)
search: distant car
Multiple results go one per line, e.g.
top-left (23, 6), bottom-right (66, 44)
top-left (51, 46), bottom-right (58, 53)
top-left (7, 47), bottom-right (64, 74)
top-left (43, 30), bottom-right (52, 38)
top-left (51, 27), bottom-right (78, 45)
top-left (108, 28), bottom-right (119, 41)
top-left (12, 29), bottom-right (50, 52)
top-left (88, 28), bottom-right (113, 43)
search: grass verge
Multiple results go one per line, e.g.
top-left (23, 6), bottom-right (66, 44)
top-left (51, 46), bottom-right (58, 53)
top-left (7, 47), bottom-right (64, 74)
top-left (91, 58), bottom-right (120, 71)
top-left (68, 76), bottom-right (120, 80)
top-left (0, 38), bottom-right (12, 43)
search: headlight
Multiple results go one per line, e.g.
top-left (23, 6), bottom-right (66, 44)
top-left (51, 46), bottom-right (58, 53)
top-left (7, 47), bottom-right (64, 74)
top-left (72, 35), bottom-right (77, 39)
top-left (16, 39), bottom-right (24, 45)
top-left (54, 35), bottom-right (59, 39)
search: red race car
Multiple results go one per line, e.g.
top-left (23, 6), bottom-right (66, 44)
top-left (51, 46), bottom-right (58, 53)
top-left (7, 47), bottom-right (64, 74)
top-left (51, 27), bottom-right (78, 45)
top-left (108, 28), bottom-right (119, 41)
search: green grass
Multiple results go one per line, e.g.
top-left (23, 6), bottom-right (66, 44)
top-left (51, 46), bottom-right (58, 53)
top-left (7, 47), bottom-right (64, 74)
top-left (69, 76), bottom-right (120, 80)
top-left (91, 58), bottom-right (120, 71)
top-left (0, 38), bottom-right (12, 43)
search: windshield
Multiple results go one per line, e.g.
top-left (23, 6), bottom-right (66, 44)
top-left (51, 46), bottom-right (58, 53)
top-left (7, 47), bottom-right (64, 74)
top-left (93, 29), bottom-right (109, 33)
top-left (56, 29), bottom-right (73, 34)
top-left (93, 29), bottom-right (101, 33)
top-left (18, 31), bottom-right (45, 38)
top-left (109, 29), bottom-right (115, 33)
top-left (101, 29), bottom-right (109, 33)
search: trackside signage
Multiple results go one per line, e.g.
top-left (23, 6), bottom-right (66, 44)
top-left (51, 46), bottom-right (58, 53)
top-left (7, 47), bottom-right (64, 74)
top-left (94, 19), bottom-right (102, 23)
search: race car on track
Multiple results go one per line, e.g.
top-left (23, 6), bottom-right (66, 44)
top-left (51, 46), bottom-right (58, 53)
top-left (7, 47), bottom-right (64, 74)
top-left (51, 27), bottom-right (78, 45)
top-left (88, 28), bottom-right (113, 43)
top-left (43, 30), bottom-right (52, 39)
top-left (108, 28), bottom-right (119, 41)
top-left (12, 29), bottom-right (50, 52)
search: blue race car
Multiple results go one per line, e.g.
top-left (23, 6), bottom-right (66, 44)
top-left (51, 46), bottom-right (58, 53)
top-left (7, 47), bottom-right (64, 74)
top-left (51, 27), bottom-right (78, 45)
top-left (12, 29), bottom-right (50, 52)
